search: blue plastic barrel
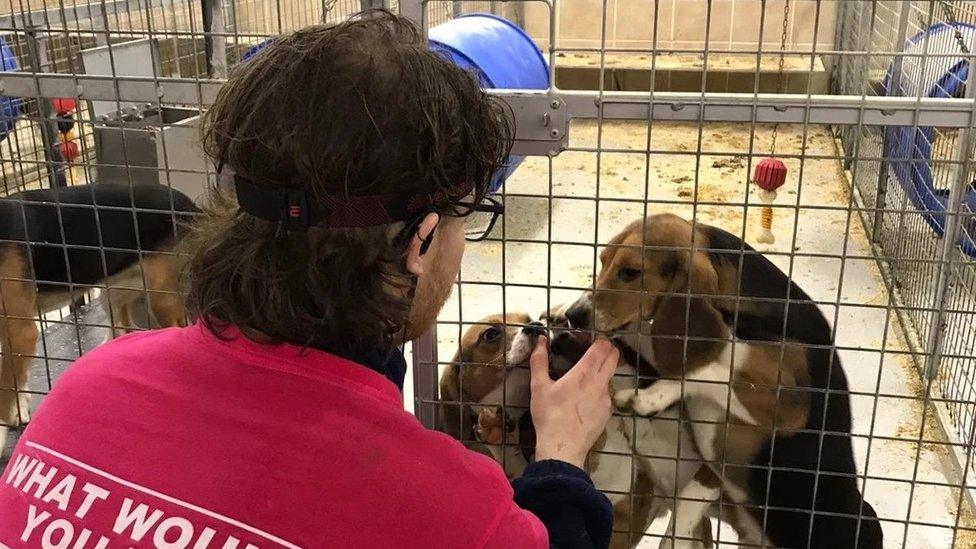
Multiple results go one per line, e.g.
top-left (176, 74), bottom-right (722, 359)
top-left (0, 36), bottom-right (22, 142)
top-left (429, 14), bottom-right (549, 191)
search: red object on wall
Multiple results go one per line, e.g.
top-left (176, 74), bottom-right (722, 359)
top-left (753, 157), bottom-right (788, 191)
top-left (59, 139), bottom-right (79, 162)
top-left (52, 97), bottom-right (77, 114)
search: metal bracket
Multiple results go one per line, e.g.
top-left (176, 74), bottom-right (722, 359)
top-left (4, 74), bottom-right (976, 129)
top-left (491, 91), bottom-right (569, 157)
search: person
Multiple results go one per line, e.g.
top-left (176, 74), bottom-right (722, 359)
top-left (0, 10), bottom-right (620, 549)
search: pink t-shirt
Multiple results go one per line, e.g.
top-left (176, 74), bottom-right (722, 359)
top-left (0, 323), bottom-right (548, 548)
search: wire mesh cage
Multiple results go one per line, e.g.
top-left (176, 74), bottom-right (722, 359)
top-left (2, 0), bottom-right (976, 547)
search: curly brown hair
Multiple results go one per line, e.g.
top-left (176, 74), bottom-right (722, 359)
top-left (186, 10), bottom-right (513, 349)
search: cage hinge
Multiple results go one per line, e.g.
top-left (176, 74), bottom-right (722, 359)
top-left (492, 91), bottom-right (569, 157)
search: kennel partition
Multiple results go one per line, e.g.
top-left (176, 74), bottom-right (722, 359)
top-left (2, 0), bottom-right (976, 547)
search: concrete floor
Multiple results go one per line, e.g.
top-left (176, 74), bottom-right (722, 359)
top-left (430, 120), bottom-right (976, 547)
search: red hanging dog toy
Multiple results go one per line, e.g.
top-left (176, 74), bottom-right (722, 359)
top-left (753, 157), bottom-right (787, 244)
top-left (752, 0), bottom-right (791, 245)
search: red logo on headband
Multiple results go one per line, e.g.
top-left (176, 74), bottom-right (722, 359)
top-left (288, 206), bottom-right (302, 218)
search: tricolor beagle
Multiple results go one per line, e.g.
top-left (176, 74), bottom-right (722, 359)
top-left (565, 213), bottom-right (883, 548)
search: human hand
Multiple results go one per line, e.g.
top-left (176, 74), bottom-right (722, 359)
top-left (528, 336), bottom-right (618, 468)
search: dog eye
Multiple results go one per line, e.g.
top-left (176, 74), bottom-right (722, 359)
top-left (617, 267), bottom-right (642, 282)
top-left (481, 327), bottom-right (502, 343)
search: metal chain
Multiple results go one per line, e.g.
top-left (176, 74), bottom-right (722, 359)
top-left (940, 1), bottom-right (971, 55)
top-left (770, 0), bottom-right (791, 155)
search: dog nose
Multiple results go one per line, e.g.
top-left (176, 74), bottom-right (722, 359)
top-left (523, 321), bottom-right (546, 336)
top-left (550, 331), bottom-right (574, 355)
top-left (565, 302), bottom-right (590, 329)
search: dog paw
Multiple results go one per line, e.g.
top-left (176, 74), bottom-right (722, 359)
top-left (613, 389), bottom-right (636, 412)
top-left (15, 393), bottom-right (30, 425)
top-left (475, 407), bottom-right (508, 445)
top-left (630, 390), bottom-right (668, 417)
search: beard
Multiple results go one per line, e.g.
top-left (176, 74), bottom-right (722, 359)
top-left (401, 263), bottom-right (455, 342)
top-left (398, 216), bottom-right (465, 343)
top-left (403, 272), bottom-right (456, 341)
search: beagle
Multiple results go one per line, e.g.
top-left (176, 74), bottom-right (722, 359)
top-left (436, 312), bottom-right (543, 477)
top-left (565, 213), bottom-right (883, 548)
top-left (440, 310), bottom-right (713, 549)
top-left (0, 182), bottom-right (198, 446)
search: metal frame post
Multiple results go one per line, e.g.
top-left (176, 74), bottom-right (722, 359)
top-left (360, 0), bottom-right (386, 11)
top-left (201, 0), bottom-right (227, 79)
top-left (830, 0), bottom-right (847, 92)
top-left (399, 0), bottom-right (423, 26)
top-left (512, 1), bottom-right (525, 28)
top-left (23, 30), bottom-right (66, 188)
top-left (94, 0), bottom-right (109, 46)
top-left (412, 326), bottom-right (439, 429)
top-left (872, 0), bottom-right (914, 243)
top-left (402, 0), bottom-right (431, 428)
top-left (922, 54), bottom-right (976, 380)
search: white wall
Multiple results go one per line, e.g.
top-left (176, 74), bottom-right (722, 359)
top-left (519, 0), bottom-right (837, 53)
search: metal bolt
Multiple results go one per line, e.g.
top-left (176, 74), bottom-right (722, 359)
top-left (550, 129), bottom-right (559, 137)
top-left (550, 100), bottom-right (560, 109)
top-left (670, 103), bottom-right (685, 112)
top-left (773, 105), bottom-right (788, 113)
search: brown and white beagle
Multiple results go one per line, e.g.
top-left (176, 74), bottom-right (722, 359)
top-left (436, 312), bottom-right (543, 477)
top-left (438, 311), bottom-right (714, 549)
top-left (564, 213), bottom-right (883, 549)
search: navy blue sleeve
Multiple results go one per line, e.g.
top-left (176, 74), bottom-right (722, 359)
top-left (511, 459), bottom-right (614, 549)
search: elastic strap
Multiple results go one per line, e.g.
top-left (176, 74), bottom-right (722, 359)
top-left (233, 173), bottom-right (469, 230)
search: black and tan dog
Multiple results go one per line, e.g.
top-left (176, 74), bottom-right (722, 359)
top-left (565, 213), bottom-right (883, 548)
top-left (0, 182), bottom-right (198, 444)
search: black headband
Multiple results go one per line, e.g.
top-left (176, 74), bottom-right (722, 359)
top-left (233, 175), bottom-right (470, 230)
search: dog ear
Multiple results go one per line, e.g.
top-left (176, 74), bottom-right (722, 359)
top-left (648, 244), bottom-right (724, 375)
top-left (664, 247), bottom-right (719, 297)
top-left (649, 291), bottom-right (726, 376)
top-left (645, 247), bottom-right (720, 323)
